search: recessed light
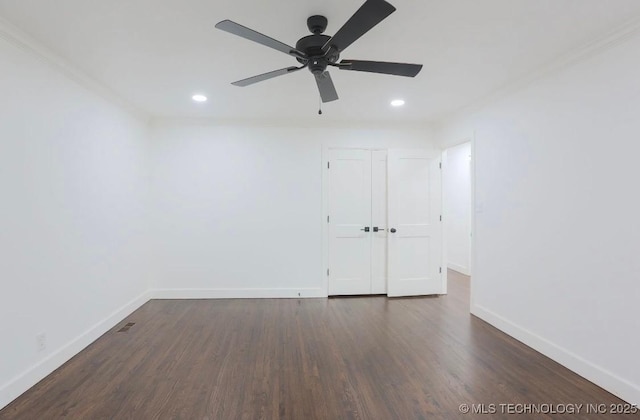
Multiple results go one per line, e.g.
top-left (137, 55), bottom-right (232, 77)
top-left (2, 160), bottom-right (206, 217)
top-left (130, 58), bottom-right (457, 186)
top-left (192, 94), bottom-right (208, 103)
top-left (391, 99), bottom-right (405, 107)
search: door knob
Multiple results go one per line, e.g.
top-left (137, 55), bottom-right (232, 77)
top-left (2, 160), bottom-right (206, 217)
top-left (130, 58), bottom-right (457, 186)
top-left (390, 228), bottom-right (397, 233)
top-left (360, 227), bottom-right (370, 232)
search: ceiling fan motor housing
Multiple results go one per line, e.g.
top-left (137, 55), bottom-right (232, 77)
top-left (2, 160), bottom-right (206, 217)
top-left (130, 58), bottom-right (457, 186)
top-left (296, 15), bottom-right (340, 73)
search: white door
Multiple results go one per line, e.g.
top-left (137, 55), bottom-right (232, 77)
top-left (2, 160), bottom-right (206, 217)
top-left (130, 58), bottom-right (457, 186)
top-left (387, 149), bottom-right (443, 297)
top-left (371, 150), bottom-right (388, 294)
top-left (328, 149), bottom-right (372, 295)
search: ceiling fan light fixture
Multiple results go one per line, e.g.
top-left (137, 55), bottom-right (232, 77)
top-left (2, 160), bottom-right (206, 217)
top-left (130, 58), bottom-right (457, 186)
top-left (391, 99), bottom-right (405, 107)
top-left (192, 94), bottom-right (208, 103)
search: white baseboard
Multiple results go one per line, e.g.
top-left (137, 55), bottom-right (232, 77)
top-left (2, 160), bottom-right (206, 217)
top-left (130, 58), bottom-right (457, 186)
top-left (448, 262), bottom-right (470, 276)
top-left (151, 288), bottom-right (327, 299)
top-left (472, 303), bottom-right (640, 405)
top-left (0, 291), bottom-right (152, 410)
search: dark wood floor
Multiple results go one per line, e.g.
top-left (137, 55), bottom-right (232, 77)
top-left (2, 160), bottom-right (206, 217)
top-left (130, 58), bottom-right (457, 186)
top-left (1, 271), bottom-right (635, 419)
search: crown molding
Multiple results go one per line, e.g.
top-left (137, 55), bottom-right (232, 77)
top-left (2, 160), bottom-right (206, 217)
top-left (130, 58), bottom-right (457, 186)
top-left (436, 15), bottom-right (640, 125)
top-left (0, 16), bottom-right (149, 123)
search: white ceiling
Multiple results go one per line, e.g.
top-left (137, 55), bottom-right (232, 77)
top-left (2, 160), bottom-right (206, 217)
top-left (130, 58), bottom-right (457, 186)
top-left (1, 0), bottom-right (640, 123)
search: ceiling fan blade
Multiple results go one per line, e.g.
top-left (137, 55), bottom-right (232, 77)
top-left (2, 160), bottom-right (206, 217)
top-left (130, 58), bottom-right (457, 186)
top-left (232, 66), bottom-right (304, 87)
top-left (323, 0), bottom-right (396, 53)
top-left (338, 60), bottom-right (422, 77)
top-left (215, 20), bottom-right (306, 59)
top-left (315, 72), bottom-right (339, 103)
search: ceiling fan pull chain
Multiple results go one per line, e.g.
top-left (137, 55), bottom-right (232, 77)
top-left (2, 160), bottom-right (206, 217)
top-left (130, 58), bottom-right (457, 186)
top-left (318, 95), bottom-right (323, 115)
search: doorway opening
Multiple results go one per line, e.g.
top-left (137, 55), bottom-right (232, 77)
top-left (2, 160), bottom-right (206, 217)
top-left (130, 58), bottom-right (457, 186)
top-left (442, 141), bottom-right (473, 302)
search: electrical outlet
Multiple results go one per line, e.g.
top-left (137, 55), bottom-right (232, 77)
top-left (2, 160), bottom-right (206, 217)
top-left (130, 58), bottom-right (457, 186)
top-left (36, 333), bottom-right (46, 353)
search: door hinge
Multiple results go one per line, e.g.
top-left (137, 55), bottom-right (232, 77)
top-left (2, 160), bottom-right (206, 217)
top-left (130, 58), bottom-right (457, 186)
top-left (327, 268), bottom-right (330, 276)
top-left (440, 215), bottom-right (442, 222)
top-left (439, 162), bottom-right (442, 169)
top-left (327, 161), bottom-right (330, 169)
top-left (327, 215), bottom-right (330, 223)
top-left (439, 267), bottom-right (442, 273)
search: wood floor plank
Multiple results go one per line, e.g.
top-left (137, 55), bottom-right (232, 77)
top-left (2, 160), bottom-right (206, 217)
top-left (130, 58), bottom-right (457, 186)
top-left (1, 271), bottom-right (636, 419)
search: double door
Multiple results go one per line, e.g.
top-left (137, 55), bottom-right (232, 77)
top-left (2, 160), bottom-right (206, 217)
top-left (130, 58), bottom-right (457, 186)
top-left (327, 148), bottom-right (443, 297)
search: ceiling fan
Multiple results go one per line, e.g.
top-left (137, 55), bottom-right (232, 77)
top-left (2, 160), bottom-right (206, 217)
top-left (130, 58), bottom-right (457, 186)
top-left (215, 0), bottom-right (422, 103)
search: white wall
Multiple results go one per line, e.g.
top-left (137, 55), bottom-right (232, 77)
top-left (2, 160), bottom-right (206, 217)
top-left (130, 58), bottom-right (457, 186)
top-left (444, 142), bottom-right (471, 275)
top-left (436, 33), bottom-right (640, 403)
top-left (0, 35), bottom-right (150, 408)
top-left (149, 121), bottom-right (434, 297)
